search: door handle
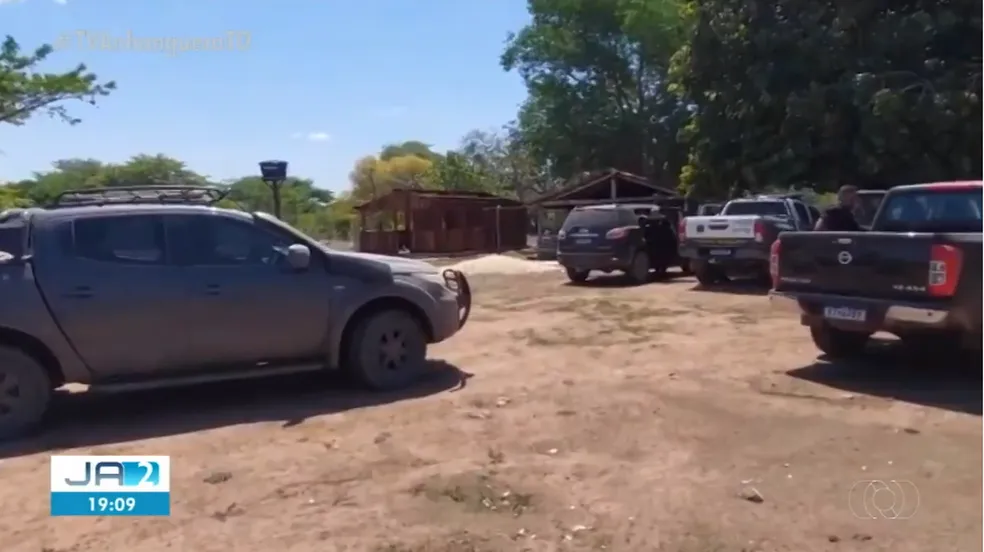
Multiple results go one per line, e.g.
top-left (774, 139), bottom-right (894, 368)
top-left (63, 285), bottom-right (93, 299)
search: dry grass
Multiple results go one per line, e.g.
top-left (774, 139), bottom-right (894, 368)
top-left (0, 271), bottom-right (979, 552)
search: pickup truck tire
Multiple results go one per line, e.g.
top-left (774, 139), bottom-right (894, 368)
top-left (694, 261), bottom-right (727, 286)
top-left (809, 324), bottom-right (870, 359)
top-left (628, 252), bottom-right (649, 284)
top-left (0, 347), bottom-right (52, 441)
top-left (345, 309), bottom-right (429, 391)
top-left (679, 260), bottom-right (693, 275)
top-left (565, 267), bottom-right (589, 283)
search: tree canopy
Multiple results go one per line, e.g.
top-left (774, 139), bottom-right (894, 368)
top-left (0, 36), bottom-right (116, 126)
top-left (672, 0), bottom-right (982, 197)
top-left (501, 0), bottom-right (692, 186)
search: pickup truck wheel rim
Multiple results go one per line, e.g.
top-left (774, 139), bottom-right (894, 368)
top-left (379, 329), bottom-right (408, 371)
top-left (0, 371), bottom-right (21, 416)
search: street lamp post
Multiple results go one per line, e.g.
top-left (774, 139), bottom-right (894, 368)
top-left (258, 160), bottom-right (288, 219)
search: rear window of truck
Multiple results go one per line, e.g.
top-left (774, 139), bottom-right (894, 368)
top-left (721, 201), bottom-right (788, 217)
top-left (877, 188), bottom-right (983, 232)
top-left (854, 193), bottom-right (886, 227)
top-left (561, 208), bottom-right (633, 229)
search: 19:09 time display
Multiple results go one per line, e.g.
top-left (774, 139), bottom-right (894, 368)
top-left (89, 496), bottom-right (137, 512)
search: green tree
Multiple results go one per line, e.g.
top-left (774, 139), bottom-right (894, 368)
top-left (501, 0), bottom-right (690, 183)
top-left (672, 0), bottom-right (982, 198)
top-left (379, 141), bottom-right (443, 162)
top-left (7, 156), bottom-right (341, 238)
top-left (101, 154), bottom-right (207, 187)
top-left (0, 36), bottom-right (116, 126)
top-left (426, 151), bottom-right (488, 192)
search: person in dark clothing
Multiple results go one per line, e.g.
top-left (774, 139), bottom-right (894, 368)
top-left (815, 185), bottom-right (862, 231)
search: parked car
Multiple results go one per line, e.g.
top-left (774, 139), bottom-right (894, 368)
top-left (769, 181), bottom-right (982, 358)
top-left (0, 186), bottom-right (472, 440)
top-left (556, 203), bottom-right (683, 284)
top-left (679, 195), bottom-right (816, 285)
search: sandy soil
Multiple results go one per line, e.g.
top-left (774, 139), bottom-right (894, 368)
top-left (1, 271), bottom-right (980, 552)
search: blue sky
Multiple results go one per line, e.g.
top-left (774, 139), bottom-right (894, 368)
top-left (0, 0), bottom-right (531, 192)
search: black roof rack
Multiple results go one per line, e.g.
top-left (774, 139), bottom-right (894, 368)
top-left (49, 186), bottom-right (228, 209)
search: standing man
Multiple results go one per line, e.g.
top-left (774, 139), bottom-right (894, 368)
top-left (815, 185), bottom-right (862, 231)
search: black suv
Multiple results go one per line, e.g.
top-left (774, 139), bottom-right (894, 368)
top-left (556, 203), bottom-right (682, 284)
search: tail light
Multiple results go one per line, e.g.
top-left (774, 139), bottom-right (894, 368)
top-left (769, 239), bottom-right (781, 288)
top-left (557, 230), bottom-right (567, 240)
top-left (678, 218), bottom-right (687, 242)
top-left (605, 227), bottom-right (631, 240)
top-left (928, 244), bottom-right (963, 297)
top-left (754, 220), bottom-right (766, 243)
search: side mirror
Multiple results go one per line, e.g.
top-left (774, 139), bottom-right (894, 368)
top-left (286, 244), bottom-right (311, 270)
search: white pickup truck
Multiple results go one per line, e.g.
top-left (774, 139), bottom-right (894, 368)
top-left (678, 196), bottom-right (818, 285)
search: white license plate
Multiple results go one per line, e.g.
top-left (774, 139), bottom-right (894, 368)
top-left (576, 239), bottom-right (591, 244)
top-left (709, 249), bottom-right (732, 256)
top-left (823, 306), bottom-right (867, 322)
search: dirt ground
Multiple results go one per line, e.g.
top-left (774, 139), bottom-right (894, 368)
top-left (1, 270), bottom-right (980, 552)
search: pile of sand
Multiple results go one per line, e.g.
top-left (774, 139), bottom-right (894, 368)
top-left (448, 254), bottom-right (561, 275)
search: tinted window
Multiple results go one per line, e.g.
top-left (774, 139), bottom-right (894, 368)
top-left (167, 215), bottom-right (290, 266)
top-left (791, 202), bottom-right (810, 223)
top-left (854, 193), bottom-right (885, 227)
top-left (0, 224), bottom-right (24, 257)
top-left (878, 189), bottom-right (983, 232)
top-left (561, 209), bottom-right (629, 230)
top-left (721, 201), bottom-right (788, 216)
top-left (74, 216), bottom-right (165, 264)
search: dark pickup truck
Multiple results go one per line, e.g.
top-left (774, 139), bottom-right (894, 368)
top-left (769, 181), bottom-right (982, 358)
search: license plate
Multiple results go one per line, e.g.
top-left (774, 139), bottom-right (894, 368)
top-left (823, 306), bottom-right (867, 322)
top-left (709, 249), bottom-right (732, 256)
top-left (576, 239), bottom-right (591, 244)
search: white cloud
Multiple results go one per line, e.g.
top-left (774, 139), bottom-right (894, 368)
top-left (290, 131), bottom-right (331, 142)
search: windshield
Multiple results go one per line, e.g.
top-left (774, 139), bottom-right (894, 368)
top-left (255, 212), bottom-right (330, 251)
top-left (876, 188), bottom-right (982, 232)
top-left (721, 201), bottom-right (788, 217)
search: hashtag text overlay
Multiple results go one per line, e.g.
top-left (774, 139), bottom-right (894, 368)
top-left (54, 31), bottom-right (251, 56)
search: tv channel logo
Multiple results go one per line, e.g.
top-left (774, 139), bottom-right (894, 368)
top-left (50, 455), bottom-right (171, 516)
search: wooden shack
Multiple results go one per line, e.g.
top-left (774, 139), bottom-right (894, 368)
top-left (354, 188), bottom-right (527, 256)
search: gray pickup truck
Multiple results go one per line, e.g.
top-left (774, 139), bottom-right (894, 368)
top-left (0, 186), bottom-right (471, 440)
